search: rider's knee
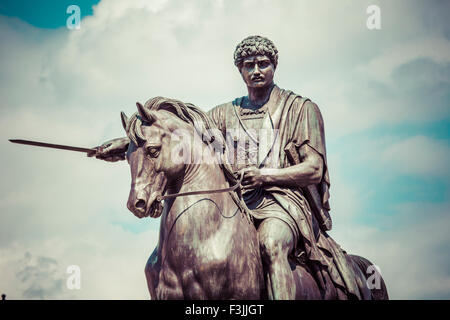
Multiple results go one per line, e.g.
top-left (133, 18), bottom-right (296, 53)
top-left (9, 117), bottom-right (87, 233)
top-left (259, 234), bottom-right (286, 262)
top-left (257, 218), bottom-right (294, 264)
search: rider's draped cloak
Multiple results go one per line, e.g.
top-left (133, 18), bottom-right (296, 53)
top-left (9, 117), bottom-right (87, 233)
top-left (208, 85), bottom-right (363, 299)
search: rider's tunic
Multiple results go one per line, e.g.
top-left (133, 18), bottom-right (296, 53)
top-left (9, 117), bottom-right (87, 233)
top-left (207, 85), bottom-right (362, 299)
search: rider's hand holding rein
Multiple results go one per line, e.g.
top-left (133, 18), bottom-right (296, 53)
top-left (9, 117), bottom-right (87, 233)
top-left (88, 137), bottom-right (130, 162)
top-left (241, 167), bottom-right (267, 190)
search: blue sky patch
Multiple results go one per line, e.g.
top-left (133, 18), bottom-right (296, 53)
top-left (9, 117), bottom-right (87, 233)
top-left (0, 0), bottom-right (100, 28)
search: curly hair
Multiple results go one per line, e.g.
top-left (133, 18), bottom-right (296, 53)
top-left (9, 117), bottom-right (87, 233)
top-left (233, 35), bottom-right (278, 69)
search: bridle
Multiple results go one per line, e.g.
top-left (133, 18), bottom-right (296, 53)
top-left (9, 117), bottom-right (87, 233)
top-left (156, 170), bottom-right (245, 202)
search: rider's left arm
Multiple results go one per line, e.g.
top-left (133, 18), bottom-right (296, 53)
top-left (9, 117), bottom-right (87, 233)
top-left (241, 143), bottom-right (323, 190)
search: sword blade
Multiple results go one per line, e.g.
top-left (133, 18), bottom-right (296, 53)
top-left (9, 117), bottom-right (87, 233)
top-left (9, 139), bottom-right (95, 154)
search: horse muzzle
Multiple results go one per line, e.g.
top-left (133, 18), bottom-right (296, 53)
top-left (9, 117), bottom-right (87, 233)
top-left (127, 172), bottom-right (167, 218)
top-left (128, 194), bottom-right (164, 218)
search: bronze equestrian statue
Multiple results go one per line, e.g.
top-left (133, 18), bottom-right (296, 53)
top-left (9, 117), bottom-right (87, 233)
top-left (90, 36), bottom-right (388, 300)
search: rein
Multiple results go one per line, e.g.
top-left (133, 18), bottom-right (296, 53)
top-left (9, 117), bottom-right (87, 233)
top-left (156, 171), bottom-right (245, 202)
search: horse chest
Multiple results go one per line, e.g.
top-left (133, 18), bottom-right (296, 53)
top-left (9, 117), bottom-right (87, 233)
top-left (154, 198), bottom-right (260, 299)
top-left (165, 219), bottom-right (233, 261)
top-left (155, 225), bottom-right (233, 299)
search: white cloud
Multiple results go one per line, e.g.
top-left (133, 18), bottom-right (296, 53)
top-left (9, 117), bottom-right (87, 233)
top-left (381, 135), bottom-right (450, 178)
top-left (1, 0), bottom-right (449, 299)
top-left (0, 229), bottom-right (159, 299)
top-left (1, 108), bottom-right (160, 299)
top-left (358, 36), bottom-right (450, 83)
top-left (330, 201), bottom-right (450, 299)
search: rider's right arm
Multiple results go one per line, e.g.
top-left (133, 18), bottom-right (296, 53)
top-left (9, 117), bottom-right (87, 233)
top-left (261, 143), bottom-right (324, 188)
top-left (88, 136), bottom-right (130, 162)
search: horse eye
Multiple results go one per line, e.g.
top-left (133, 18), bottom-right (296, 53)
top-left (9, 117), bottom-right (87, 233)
top-left (146, 146), bottom-right (161, 157)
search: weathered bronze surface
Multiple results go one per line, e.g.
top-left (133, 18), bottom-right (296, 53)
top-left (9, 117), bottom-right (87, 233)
top-left (91, 36), bottom-right (388, 300)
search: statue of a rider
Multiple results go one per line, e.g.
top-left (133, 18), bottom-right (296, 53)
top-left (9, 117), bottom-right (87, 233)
top-left (90, 35), bottom-right (368, 300)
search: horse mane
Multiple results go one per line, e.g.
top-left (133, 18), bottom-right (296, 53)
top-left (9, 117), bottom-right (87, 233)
top-left (126, 96), bottom-right (239, 189)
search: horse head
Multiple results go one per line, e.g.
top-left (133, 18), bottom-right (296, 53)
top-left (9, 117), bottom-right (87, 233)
top-left (121, 99), bottom-right (192, 218)
top-left (121, 96), bottom-right (237, 219)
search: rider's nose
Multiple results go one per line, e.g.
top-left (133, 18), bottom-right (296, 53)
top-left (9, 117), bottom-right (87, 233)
top-left (135, 199), bottom-right (146, 210)
top-left (253, 64), bottom-right (261, 75)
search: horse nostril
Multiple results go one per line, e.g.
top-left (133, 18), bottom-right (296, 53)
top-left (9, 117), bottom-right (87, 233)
top-left (135, 199), bottom-right (146, 209)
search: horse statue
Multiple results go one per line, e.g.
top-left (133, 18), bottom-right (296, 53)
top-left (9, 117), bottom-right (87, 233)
top-left (120, 97), bottom-right (389, 300)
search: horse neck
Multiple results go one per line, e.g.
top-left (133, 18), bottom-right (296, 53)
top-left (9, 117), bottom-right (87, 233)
top-left (185, 162), bottom-right (228, 189)
top-left (168, 127), bottom-right (230, 198)
top-left (162, 161), bottom-right (235, 234)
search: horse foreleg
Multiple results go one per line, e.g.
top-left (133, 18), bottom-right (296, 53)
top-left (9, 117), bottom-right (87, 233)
top-left (145, 247), bottom-right (186, 299)
top-left (145, 247), bottom-right (160, 299)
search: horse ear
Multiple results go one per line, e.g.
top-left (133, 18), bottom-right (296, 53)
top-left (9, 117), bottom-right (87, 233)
top-left (120, 111), bottom-right (128, 131)
top-left (136, 102), bottom-right (146, 119)
top-left (136, 101), bottom-right (157, 124)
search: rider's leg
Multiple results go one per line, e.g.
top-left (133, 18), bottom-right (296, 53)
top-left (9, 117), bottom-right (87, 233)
top-left (257, 218), bottom-right (295, 300)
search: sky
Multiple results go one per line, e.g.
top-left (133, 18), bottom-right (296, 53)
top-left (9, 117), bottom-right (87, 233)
top-left (0, 0), bottom-right (449, 299)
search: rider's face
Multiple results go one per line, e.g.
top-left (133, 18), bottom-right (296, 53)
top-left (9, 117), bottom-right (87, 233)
top-left (239, 55), bottom-right (275, 89)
